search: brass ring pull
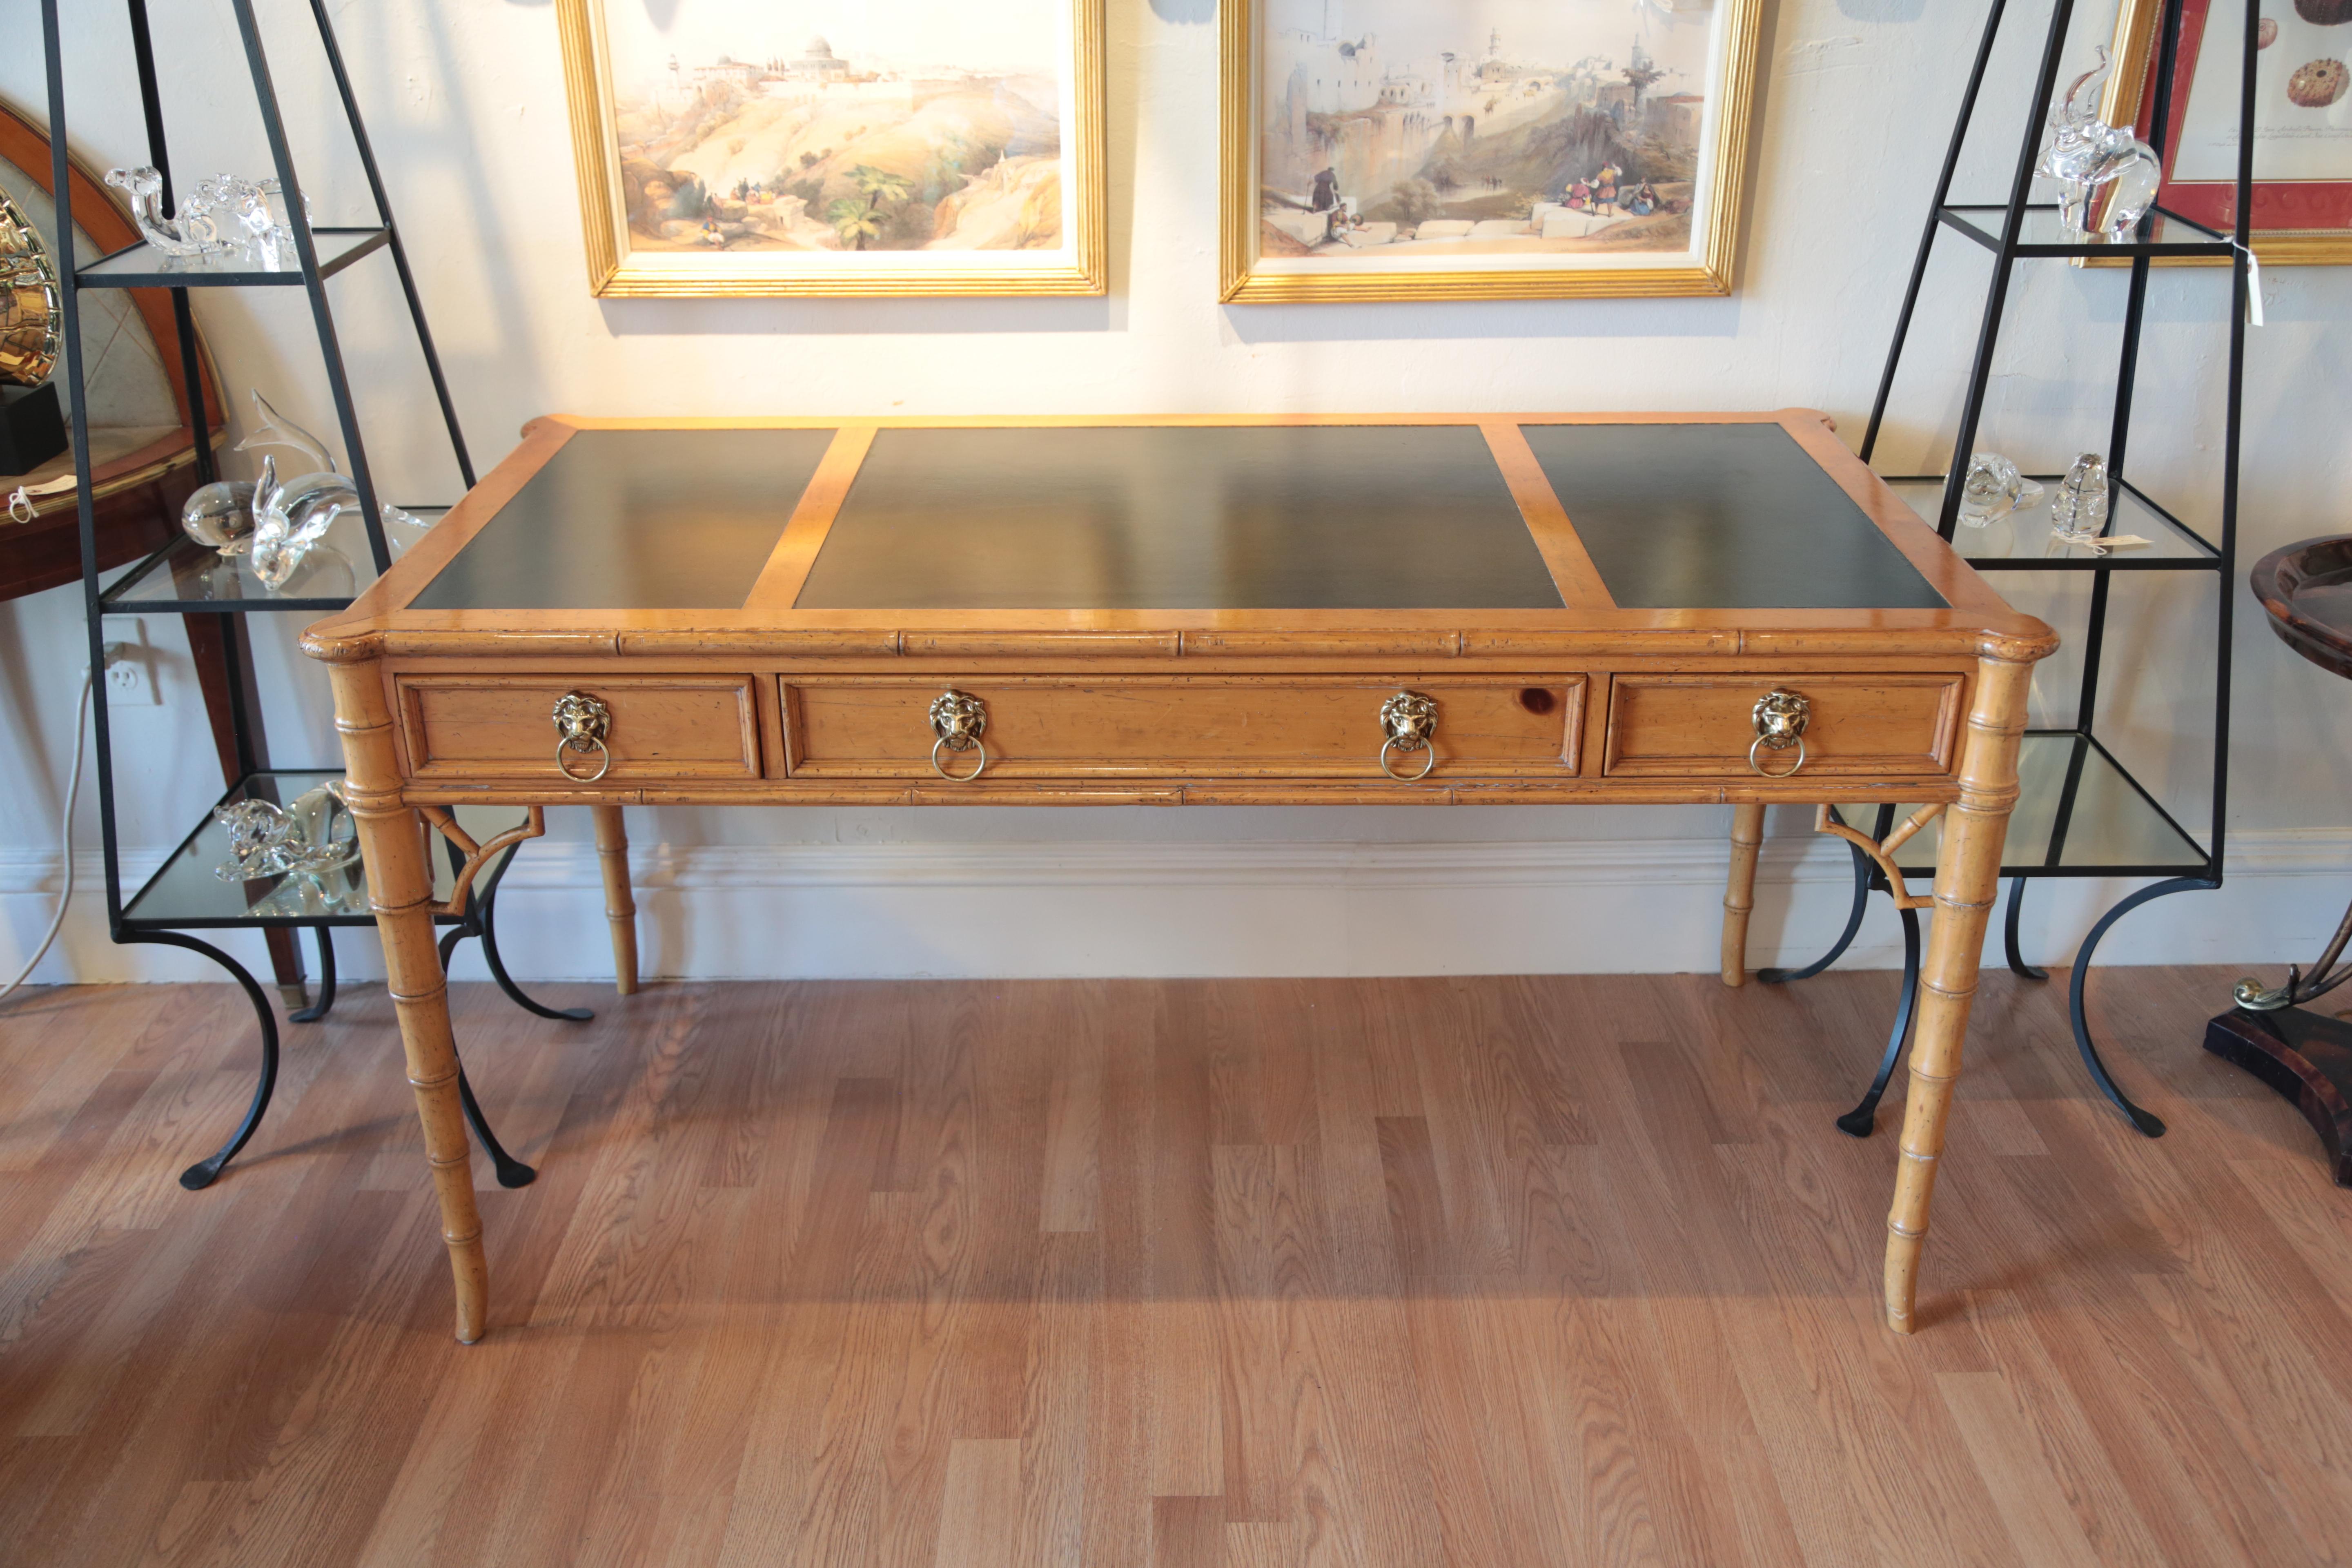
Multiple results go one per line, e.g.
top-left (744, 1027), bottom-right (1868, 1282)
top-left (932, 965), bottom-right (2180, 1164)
top-left (1379, 735), bottom-right (1437, 782)
top-left (1747, 733), bottom-right (1807, 778)
top-left (928, 689), bottom-right (987, 783)
top-left (552, 691), bottom-right (613, 784)
top-left (931, 734), bottom-right (988, 782)
top-left (1748, 686), bottom-right (1811, 778)
top-left (1378, 690), bottom-right (1438, 783)
top-left (556, 735), bottom-right (612, 782)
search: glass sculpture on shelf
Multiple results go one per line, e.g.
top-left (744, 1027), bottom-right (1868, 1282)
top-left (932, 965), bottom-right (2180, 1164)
top-left (214, 779), bottom-right (359, 882)
top-left (1957, 452), bottom-right (2045, 527)
top-left (231, 390), bottom-right (432, 588)
top-left (2049, 452), bottom-right (2110, 545)
top-left (106, 166), bottom-right (237, 258)
top-left (180, 479), bottom-right (257, 553)
top-left (2037, 48), bottom-right (2162, 241)
top-left (102, 167), bottom-right (313, 269)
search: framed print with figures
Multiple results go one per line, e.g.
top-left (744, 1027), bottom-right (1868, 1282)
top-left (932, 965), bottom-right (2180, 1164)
top-left (555, 0), bottom-right (1105, 296)
top-left (1219, 0), bottom-right (1764, 302)
top-left (2103, 0), bottom-right (2352, 265)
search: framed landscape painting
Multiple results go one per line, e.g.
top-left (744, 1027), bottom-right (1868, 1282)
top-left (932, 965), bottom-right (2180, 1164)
top-left (555, 0), bottom-right (1105, 296)
top-left (2103, 0), bottom-right (2352, 265)
top-left (1219, 0), bottom-right (1764, 302)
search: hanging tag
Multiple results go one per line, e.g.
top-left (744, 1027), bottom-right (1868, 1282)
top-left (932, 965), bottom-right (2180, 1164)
top-left (2235, 241), bottom-right (2264, 327)
top-left (4, 474), bottom-right (77, 526)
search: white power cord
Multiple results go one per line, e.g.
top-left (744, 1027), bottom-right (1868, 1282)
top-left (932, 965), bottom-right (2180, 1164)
top-left (0, 666), bottom-right (93, 1004)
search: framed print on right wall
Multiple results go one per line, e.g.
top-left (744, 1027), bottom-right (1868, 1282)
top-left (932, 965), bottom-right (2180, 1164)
top-left (2104, 0), bottom-right (2352, 263)
top-left (1218, 0), bottom-right (1765, 302)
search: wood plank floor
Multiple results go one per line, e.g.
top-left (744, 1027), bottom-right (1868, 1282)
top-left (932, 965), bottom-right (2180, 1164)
top-left (2, 966), bottom-right (2349, 1566)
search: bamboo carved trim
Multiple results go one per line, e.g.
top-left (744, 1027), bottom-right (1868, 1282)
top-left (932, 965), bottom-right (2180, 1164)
top-left (1812, 802), bottom-right (1944, 911)
top-left (417, 804), bottom-right (546, 916)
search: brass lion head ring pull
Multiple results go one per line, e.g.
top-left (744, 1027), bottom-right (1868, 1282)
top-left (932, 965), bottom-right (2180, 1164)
top-left (929, 689), bottom-right (988, 782)
top-left (552, 690), bottom-right (612, 783)
top-left (1379, 690), bottom-right (1439, 782)
top-left (1748, 686), bottom-right (1811, 778)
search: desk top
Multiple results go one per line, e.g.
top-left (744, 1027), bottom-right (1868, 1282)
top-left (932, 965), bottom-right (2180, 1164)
top-left (308, 412), bottom-right (2047, 663)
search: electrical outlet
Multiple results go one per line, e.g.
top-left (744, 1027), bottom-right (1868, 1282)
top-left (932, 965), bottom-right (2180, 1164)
top-left (102, 622), bottom-right (159, 705)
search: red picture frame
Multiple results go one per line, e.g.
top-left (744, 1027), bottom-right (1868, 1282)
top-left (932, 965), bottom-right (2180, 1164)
top-left (2105, 0), bottom-right (2352, 261)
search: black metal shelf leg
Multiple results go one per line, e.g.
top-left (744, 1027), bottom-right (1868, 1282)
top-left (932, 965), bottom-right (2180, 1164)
top-left (456, 1068), bottom-right (537, 1188)
top-left (1759, 840), bottom-right (1873, 986)
top-left (2067, 877), bottom-right (2217, 1138)
top-left (475, 867), bottom-right (593, 1024)
top-left (430, 909), bottom-right (538, 1184)
top-left (120, 931), bottom-right (281, 1190)
top-left (2003, 877), bottom-right (2048, 981)
top-left (287, 926), bottom-right (338, 1022)
top-left (1837, 904), bottom-right (1924, 1138)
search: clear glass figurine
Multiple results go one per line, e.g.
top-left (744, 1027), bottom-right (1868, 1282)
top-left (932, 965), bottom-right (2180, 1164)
top-left (213, 780), bottom-right (359, 883)
top-left (103, 168), bottom-right (309, 267)
top-left (232, 390), bottom-right (430, 589)
top-left (2049, 452), bottom-right (2110, 545)
top-left (1957, 452), bottom-right (2045, 527)
top-left (254, 178), bottom-right (311, 270)
top-left (105, 167), bottom-right (238, 258)
top-left (180, 479), bottom-right (258, 554)
top-left (2038, 49), bottom-right (2163, 240)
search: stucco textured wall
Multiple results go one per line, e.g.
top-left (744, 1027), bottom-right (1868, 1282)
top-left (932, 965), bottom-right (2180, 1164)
top-left (2, 0), bottom-right (2347, 982)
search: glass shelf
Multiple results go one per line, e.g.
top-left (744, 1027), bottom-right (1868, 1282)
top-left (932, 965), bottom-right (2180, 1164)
top-left (123, 772), bottom-right (530, 929)
top-left (74, 227), bottom-right (390, 289)
top-left (1829, 732), bottom-right (2209, 880)
top-left (102, 506), bottom-right (449, 613)
top-left (1881, 476), bottom-right (2218, 571)
top-left (1936, 203), bottom-right (2234, 260)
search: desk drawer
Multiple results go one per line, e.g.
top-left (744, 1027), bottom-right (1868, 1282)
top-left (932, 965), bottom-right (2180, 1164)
top-left (396, 675), bottom-right (762, 782)
top-left (782, 676), bottom-right (1584, 780)
top-left (1602, 674), bottom-right (1962, 780)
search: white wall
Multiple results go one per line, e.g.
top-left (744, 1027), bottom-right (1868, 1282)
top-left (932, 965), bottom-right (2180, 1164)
top-left (4, 0), bottom-right (2349, 987)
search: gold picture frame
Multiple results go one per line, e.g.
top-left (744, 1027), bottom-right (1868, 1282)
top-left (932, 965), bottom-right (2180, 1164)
top-left (2100, 0), bottom-right (2352, 266)
top-left (555, 0), bottom-right (1106, 297)
top-left (1218, 0), bottom-right (1765, 303)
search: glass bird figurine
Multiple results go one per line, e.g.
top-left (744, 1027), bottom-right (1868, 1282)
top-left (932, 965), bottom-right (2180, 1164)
top-left (2049, 452), bottom-right (2110, 545)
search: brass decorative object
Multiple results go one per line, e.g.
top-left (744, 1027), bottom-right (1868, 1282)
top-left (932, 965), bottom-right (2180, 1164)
top-left (552, 690), bottom-right (613, 781)
top-left (0, 185), bottom-right (60, 387)
top-left (1378, 690), bottom-right (1438, 782)
top-left (1748, 686), bottom-right (1810, 777)
top-left (928, 688), bottom-right (988, 781)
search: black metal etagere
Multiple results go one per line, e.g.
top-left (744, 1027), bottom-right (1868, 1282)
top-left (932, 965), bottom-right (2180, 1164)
top-left (40, 0), bottom-right (568, 1189)
top-left (1768, 0), bottom-right (2252, 1140)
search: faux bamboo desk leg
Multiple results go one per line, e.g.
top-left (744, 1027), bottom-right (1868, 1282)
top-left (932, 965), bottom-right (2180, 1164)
top-left (1882, 650), bottom-right (2030, 1334)
top-left (328, 663), bottom-right (489, 1345)
top-left (590, 804), bottom-right (639, 996)
top-left (1721, 802), bottom-right (1766, 987)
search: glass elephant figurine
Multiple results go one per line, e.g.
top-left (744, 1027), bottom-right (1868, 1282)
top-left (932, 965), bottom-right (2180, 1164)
top-left (2038, 48), bottom-right (2162, 241)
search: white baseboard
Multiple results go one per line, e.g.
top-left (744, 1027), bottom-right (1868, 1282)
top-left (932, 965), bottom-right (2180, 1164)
top-left (4, 831), bottom-right (2347, 986)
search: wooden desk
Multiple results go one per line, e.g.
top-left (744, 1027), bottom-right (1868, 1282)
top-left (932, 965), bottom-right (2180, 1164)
top-left (303, 411), bottom-right (2055, 1343)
